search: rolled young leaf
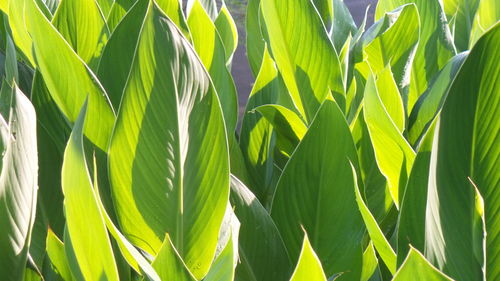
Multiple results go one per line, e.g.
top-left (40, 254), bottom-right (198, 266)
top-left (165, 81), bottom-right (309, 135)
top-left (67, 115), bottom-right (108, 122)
top-left (108, 2), bottom-right (230, 279)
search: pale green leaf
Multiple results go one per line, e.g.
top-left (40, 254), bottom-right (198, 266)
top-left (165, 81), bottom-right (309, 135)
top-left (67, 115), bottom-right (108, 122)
top-left (155, 0), bottom-right (191, 38)
top-left (363, 74), bottom-right (415, 207)
top-left (8, 0), bottom-right (35, 65)
top-left (106, 0), bottom-right (136, 31)
top-left (188, 0), bottom-right (238, 133)
top-left (61, 100), bottom-right (119, 281)
top-left (361, 242), bottom-right (378, 281)
top-left (246, 0), bottom-right (267, 76)
top-left (151, 235), bottom-right (196, 281)
top-left (469, 0), bottom-right (500, 47)
top-left (51, 0), bottom-right (110, 70)
top-left (46, 229), bottom-right (73, 281)
top-left (204, 232), bottom-right (236, 281)
top-left (0, 84), bottom-right (38, 281)
top-left (215, 4), bottom-right (239, 64)
top-left (187, 0), bottom-right (217, 20)
top-left (375, 67), bottom-right (405, 132)
top-left (289, 233), bottom-right (327, 281)
top-left (25, 0), bottom-right (115, 150)
top-left (392, 248), bottom-right (452, 281)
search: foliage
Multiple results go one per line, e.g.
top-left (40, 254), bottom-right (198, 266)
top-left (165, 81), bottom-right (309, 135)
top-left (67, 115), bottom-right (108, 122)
top-left (0, 0), bottom-right (498, 280)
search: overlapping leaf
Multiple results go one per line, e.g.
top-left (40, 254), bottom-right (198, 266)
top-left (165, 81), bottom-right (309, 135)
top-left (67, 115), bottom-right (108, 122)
top-left (108, 2), bottom-right (229, 279)
top-left (0, 84), bottom-right (38, 281)
top-left (271, 99), bottom-right (364, 279)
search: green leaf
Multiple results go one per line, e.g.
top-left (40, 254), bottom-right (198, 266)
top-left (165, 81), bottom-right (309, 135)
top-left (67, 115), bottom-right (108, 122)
top-left (331, 0), bottom-right (357, 52)
top-left (0, 84), bottom-right (38, 281)
top-left (289, 233), bottom-right (327, 281)
top-left (52, 0), bottom-right (110, 70)
top-left (151, 235), bottom-right (196, 281)
top-left (255, 104), bottom-right (306, 158)
top-left (246, 0), bottom-right (267, 76)
top-left (155, 0), bottom-right (191, 38)
top-left (353, 163), bottom-right (397, 274)
top-left (106, 0), bottom-right (136, 31)
top-left (271, 99), bottom-right (364, 279)
top-left (187, 0), bottom-right (218, 20)
top-left (470, 0), bottom-right (500, 47)
top-left (25, 0), bottom-right (115, 151)
top-left (363, 74), bottom-right (415, 207)
top-left (351, 108), bottom-right (391, 224)
top-left (215, 4), bottom-right (239, 64)
top-left (187, 0), bottom-right (239, 133)
top-left (31, 71), bottom-right (70, 237)
top-left (376, 0), bottom-right (455, 113)
top-left (204, 232), bottom-right (236, 281)
top-left (407, 52), bottom-right (467, 145)
top-left (239, 46), bottom-right (290, 205)
top-left (96, 0), bottom-right (114, 17)
top-left (311, 0), bottom-right (332, 30)
top-left (4, 33), bottom-right (19, 85)
top-left (361, 242), bottom-right (378, 281)
top-left (92, 158), bottom-right (161, 281)
top-left (375, 67), bottom-right (405, 132)
top-left (392, 248), bottom-right (452, 281)
top-left (261, 0), bottom-right (344, 122)
top-left (442, 0), bottom-right (480, 51)
top-left (97, 0), bottom-right (149, 110)
top-left (7, 0), bottom-right (35, 65)
top-left (61, 100), bottom-right (119, 281)
top-left (229, 175), bottom-right (292, 281)
top-left (426, 22), bottom-right (499, 280)
top-left (356, 4), bottom-right (419, 106)
top-left (397, 120), bottom-right (436, 265)
top-left (46, 229), bottom-right (73, 281)
top-left (108, 2), bottom-right (229, 279)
